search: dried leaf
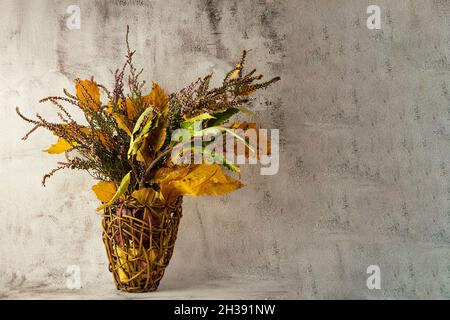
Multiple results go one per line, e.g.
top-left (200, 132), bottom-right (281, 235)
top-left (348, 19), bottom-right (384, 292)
top-left (147, 125), bottom-right (167, 155)
top-left (135, 83), bottom-right (170, 155)
top-left (105, 101), bottom-right (114, 114)
top-left (43, 137), bottom-right (75, 154)
top-left (145, 82), bottom-right (169, 116)
top-left (131, 188), bottom-right (159, 208)
top-left (152, 167), bottom-right (176, 183)
top-left (92, 181), bottom-right (116, 203)
top-left (115, 244), bottom-right (141, 283)
top-left (147, 114), bottom-right (168, 155)
top-left (229, 63), bottom-right (241, 80)
top-left (153, 127), bottom-right (167, 152)
top-left (59, 124), bottom-right (106, 148)
top-left (230, 122), bottom-right (268, 158)
top-left (126, 97), bottom-right (142, 120)
top-left (231, 122), bottom-right (257, 130)
top-left (136, 139), bottom-right (153, 165)
top-left (160, 164), bottom-right (242, 201)
top-left (94, 131), bottom-right (112, 149)
top-left (113, 113), bottom-right (132, 136)
top-left (76, 79), bottom-right (100, 111)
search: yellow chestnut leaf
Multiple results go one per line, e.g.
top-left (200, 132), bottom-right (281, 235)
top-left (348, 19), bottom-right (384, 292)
top-left (145, 82), bottom-right (169, 116)
top-left (126, 97), bottom-right (140, 120)
top-left (136, 139), bottom-right (153, 166)
top-left (160, 164), bottom-right (242, 201)
top-left (153, 127), bottom-right (166, 152)
top-left (112, 113), bottom-right (132, 136)
top-left (147, 124), bottom-right (166, 155)
top-left (76, 79), bottom-right (101, 111)
top-left (92, 181), bottom-right (116, 203)
top-left (152, 166), bottom-right (177, 184)
top-left (43, 137), bottom-right (75, 154)
top-left (131, 188), bottom-right (158, 208)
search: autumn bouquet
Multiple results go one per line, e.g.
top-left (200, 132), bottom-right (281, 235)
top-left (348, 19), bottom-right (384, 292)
top-left (17, 28), bottom-right (280, 292)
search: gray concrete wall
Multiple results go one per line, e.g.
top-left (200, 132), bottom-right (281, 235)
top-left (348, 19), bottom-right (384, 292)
top-left (0, 0), bottom-right (449, 299)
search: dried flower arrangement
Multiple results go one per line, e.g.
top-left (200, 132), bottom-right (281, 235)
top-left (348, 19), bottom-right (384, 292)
top-left (17, 27), bottom-right (280, 292)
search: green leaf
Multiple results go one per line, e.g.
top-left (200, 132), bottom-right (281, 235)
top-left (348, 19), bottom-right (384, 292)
top-left (132, 106), bottom-right (154, 135)
top-left (128, 114), bottom-right (160, 159)
top-left (201, 126), bottom-right (255, 153)
top-left (97, 171), bottom-right (131, 211)
top-left (201, 148), bottom-right (240, 172)
top-left (181, 113), bottom-right (215, 131)
top-left (207, 107), bottom-right (240, 127)
top-left (139, 114), bottom-right (160, 138)
top-left (173, 143), bottom-right (240, 173)
top-left (237, 106), bottom-right (255, 116)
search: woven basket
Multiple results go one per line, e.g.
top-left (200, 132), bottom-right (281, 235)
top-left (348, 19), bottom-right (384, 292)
top-left (101, 196), bottom-right (183, 292)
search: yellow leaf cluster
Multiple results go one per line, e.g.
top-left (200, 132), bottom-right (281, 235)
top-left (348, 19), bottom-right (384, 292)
top-left (70, 81), bottom-right (243, 207)
top-left (158, 164), bottom-right (242, 202)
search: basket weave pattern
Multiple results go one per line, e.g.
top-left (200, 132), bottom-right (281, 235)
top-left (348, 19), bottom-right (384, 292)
top-left (102, 197), bottom-right (182, 292)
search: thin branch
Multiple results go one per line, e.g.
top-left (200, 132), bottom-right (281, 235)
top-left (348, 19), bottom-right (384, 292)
top-left (42, 165), bottom-right (66, 186)
top-left (16, 107), bottom-right (38, 124)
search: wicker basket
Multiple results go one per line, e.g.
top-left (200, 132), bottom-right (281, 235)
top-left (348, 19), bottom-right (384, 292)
top-left (101, 196), bottom-right (183, 292)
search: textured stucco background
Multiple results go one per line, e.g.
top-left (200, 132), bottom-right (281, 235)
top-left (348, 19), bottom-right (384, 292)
top-left (0, 0), bottom-right (449, 299)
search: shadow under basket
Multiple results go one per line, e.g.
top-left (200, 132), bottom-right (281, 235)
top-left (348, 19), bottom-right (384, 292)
top-left (102, 197), bottom-right (183, 292)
